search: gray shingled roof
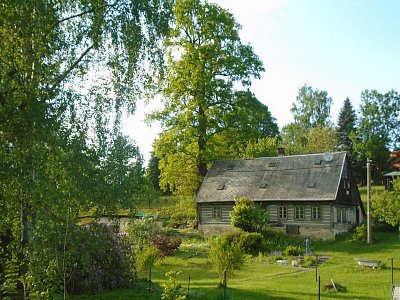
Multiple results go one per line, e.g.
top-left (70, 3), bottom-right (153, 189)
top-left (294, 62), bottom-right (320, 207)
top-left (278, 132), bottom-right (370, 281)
top-left (196, 152), bottom-right (347, 203)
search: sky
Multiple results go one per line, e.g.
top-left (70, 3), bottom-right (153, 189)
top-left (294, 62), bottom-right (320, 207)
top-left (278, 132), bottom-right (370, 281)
top-left (122, 0), bottom-right (400, 163)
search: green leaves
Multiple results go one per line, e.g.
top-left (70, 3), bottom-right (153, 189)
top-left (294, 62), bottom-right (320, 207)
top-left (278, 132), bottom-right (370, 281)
top-left (151, 0), bottom-right (277, 195)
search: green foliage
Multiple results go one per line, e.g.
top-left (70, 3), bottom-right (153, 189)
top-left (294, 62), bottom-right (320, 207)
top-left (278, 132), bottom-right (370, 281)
top-left (134, 245), bottom-right (159, 275)
top-left (159, 197), bottom-right (197, 228)
top-left (240, 137), bottom-right (280, 158)
top-left (161, 271), bottom-right (187, 300)
top-left (239, 232), bottom-right (266, 256)
top-left (281, 124), bottom-right (338, 155)
top-left (300, 255), bottom-right (316, 268)
top-left (290, 84), bottom-right (333, 129)
top-left (284, 245), bottom-right (301, 257)
top-left (337, 98), bottom-right (356, 153)
top-left (372, 179), bottom-right (400, 230)
top-left (352, 224), bottom-right (368, 243)
top-left (351, 89), bottom-right (400, 178)
top-left (150, 0), bottom-right (276, 195)
top-left (126, 216), bottom-right (163, 249)
top-left (208, 233), bottom-right (244, 286)
top-left (230, 197), bottom-right (268, 233)
top-left (25, 222), bottom-right (134, 297)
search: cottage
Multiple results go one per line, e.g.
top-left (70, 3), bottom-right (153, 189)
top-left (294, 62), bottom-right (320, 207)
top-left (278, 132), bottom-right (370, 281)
top-left (195, 152), bottom-right (365, 239)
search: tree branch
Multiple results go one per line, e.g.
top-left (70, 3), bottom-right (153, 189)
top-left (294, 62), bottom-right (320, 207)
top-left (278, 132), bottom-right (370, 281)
top-left (50, 44), bottom-right (94, 91)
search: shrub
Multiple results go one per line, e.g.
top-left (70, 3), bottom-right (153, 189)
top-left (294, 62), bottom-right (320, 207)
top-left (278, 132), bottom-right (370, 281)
top-left (301, 255), bottom-right (316, 267)
top-left (230, 197), bottom-right (269, 232)
top-left (208, 234), bottom-right (244, 286)
top-left (239, 232), bottom-right (266, 256)
top-left (284, 245), bottom-right (301, 257)
top-left (161, 271), bottom-right (187, 300)
top-left (134, 245), bottom-right (159, 275)
top-left (150, 234), bottom-right (182, 258)
top-left (26, 222), bottom-right (135, 297)
top-left (352, 224), bottom-right (367, 243)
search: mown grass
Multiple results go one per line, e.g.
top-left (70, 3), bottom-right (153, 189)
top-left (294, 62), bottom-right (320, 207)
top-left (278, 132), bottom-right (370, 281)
top-left (74, 231), bottom-right (400, 300)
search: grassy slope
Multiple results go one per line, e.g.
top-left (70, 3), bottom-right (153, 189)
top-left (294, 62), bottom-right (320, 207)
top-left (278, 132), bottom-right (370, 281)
top-left (75, 232), bottom-right (399, 300)
top-left (75, 186), bottom-right (399, 299)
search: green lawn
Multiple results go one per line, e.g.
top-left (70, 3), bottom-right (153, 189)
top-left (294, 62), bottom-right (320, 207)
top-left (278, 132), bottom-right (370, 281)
top-left (75, 231), bottom-right (400, 300)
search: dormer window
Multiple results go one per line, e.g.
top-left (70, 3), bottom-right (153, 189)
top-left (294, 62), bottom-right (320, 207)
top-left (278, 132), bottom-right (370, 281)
top-left (259, 182), bottom-right (268, 189)
top-left (314, 159), bottom-right (322, 165)
top-left (269, 162), bottom-right (277, 167)
top-left (308, 182), bottom-right (316, 188)
top-left (217, 184), bottom-right (225, 190)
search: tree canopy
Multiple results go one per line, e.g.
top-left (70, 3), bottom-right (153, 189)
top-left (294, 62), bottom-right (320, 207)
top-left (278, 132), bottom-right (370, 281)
top-left (150, 0), bottom-right (276, 195)
top-left (0, 0), bottom-right (172, 296)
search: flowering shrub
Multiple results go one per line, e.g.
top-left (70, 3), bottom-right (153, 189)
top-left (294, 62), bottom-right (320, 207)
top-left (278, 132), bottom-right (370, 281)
top-left (68, 223), bottom-right (135, 294)
top-left (26, 222), bottom-right (135, 297)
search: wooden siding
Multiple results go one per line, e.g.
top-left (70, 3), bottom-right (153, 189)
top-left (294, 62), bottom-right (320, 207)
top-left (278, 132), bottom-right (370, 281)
top-left (200, 203), bottom-right (233, 224)
top-left (267, 203), bottom-right (332, 228)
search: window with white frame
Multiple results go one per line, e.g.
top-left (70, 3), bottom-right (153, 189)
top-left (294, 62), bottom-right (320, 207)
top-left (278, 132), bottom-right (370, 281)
top-left (311, 206), bottom-right (322, 220)
top-left (212, 206), bottom-right (222, 219)
top-left (278, 206), bottom-right (287, 219)
top-left (336, 207), bottom-right (347, 223)
top-left (295, 206), bottom-right (304, 220)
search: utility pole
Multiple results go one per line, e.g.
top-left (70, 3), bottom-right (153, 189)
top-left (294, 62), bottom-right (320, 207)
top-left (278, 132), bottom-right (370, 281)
top-left (367, 158), bottom-right (372, 244)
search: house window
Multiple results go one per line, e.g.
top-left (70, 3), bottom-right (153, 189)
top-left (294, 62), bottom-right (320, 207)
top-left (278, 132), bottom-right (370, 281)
top-left (212, 206), bottom-right (222, 219)
top-left (337, 207), bottom-right (347, 223)
top-left (311, 206), bottom-right (321, 220)
top-left (295, 206), bottom-right (304, 220)
top-left (278, 206), bottom-right (287, 219)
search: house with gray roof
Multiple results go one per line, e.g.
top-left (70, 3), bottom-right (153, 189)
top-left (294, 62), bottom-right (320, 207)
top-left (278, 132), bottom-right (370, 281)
top-left (195, 152), bottom-right (365, 239)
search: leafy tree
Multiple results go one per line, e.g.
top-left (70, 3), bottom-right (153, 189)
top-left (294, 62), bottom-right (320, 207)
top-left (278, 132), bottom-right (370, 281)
top-left (372, 178), bottom-right (400, 231)
top-left (337, 98), bottom-right (357, 153)
top-left (301, 125), bottom-right (338, 154)
top-left (281, 125), bottom-right (338, 155)
top-left (230, 197), bottom-right (269, 233)
top-left (208, 234), bottom-right (244, 286)
top-left (290, 84), bottom-right (333, 130)
top-left (0, 0), bottom-right (172, 296)
top-left (150, 0), bottom-right (273, 195)
top-left (351, 90), bottom-right (400, 179)
top-left (240, 137), bottom-right (280, 159)
top-left (281, 84), bottom-right (334, 155)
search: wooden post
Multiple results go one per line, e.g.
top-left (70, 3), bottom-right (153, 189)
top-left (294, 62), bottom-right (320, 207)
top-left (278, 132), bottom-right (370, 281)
top-left (318, 276), bottom-right (321, 300)
top-left (315, 254), bottom-right (318, 282)
top-left (187, 275), bottom-right (191, 299)
top-left (367, 158), bottom-right (372, 244)
top-left (223, 270), bottom-right (227, 300)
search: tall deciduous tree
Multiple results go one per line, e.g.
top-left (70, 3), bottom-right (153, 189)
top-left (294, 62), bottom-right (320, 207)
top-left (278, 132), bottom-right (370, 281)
top-left (351, 89), bottom-right (400, 178)
top-left (151, 0), bottom-right (272, 195)
top-left (0, 0), bottom-right (171, 296)
top-left (337, 98), bottom-right (356, 153)
top-left (290, 84), bottom-right (333, 129)
top-left (281, 84), bottom-right (334, 155)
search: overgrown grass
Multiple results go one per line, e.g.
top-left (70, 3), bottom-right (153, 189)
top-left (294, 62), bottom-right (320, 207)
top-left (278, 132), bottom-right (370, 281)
top-left (74, 231), bottom-right (400, 300)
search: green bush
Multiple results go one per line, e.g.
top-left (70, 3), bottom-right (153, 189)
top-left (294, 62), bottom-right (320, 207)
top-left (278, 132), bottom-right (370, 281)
top-left (208, 233), bottom-right (244, 286)
top-left (161, 271), bottom-right (187, 300)
top-left (239, 232), bottom-right (266, 256)
top-left (230, 197), bottom-right (269, 233)
top-left (301, 255), bottom-right (316, 267)
top-left (352, 224), bottom-right (367, 243)
top-left (284, 245), bottom-right (301, 257)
